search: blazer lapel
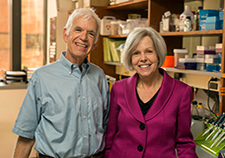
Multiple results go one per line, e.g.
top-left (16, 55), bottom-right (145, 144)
top-left (145, 69), bottom-right (175, 121)
top-left (124, 73), bottom-right (145, 123)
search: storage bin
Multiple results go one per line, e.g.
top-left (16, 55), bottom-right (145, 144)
top-left (100, 16), bottom-right (116, 36)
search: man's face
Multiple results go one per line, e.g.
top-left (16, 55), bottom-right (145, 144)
top-left (63, 16), bottom-right (98, 64)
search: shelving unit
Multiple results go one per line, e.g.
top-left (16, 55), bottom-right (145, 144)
top-left (93, 0), bottom-right (225, 114)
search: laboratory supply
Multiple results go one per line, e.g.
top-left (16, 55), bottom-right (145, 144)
top-left (193, 6), bottom-right (203, 31)
top-left (216, 43), bottom-right (222, 53)
top-left (179, 5), bottom-right (194, 32)
top-left (205, 54), bottom-right (219, 64)
top-left (199, 9), bottom-right (220, 30)
top-left (205, 113), bottom-right (225, 140)
top-left (184, 16), bottom-right (192, 31)
top-left (196, 45), bottom-right (216, 55)
top-left (211, 119), bottom-right (225, 141)
top-left (159, 15), bottom-right (164, 33)
top-left (173, 49), bottom-right (188, 68)
top-left (211, 124), bottom-right (225, 148)
top-left (100, 16), bottom-right (116, 35)
top-left (202, 113), bottom-right (225, 136)
top-left (162, 11), bottom-right (171, 32)
top-left (197, 103), bottom-right (205, 118)
top-left (206, 63), bottom-right (221, 72)
top-left (196, 57), bottom-right (205, 71)
top-left (111, 20), bottom-right (119, 35)
top-left (128, 14), bottom-right (141, 19)
top-left (179, 57), bottom-right (197, 70)
top-left (191, 100), bottom-right (198, 116)
top-left (205, 16), bottom-right (222, 30)
top-left (162, 56), bottom-right (174, 67)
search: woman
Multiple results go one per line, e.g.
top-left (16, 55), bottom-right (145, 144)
top-left (104, 27), bottom-right (198, 158)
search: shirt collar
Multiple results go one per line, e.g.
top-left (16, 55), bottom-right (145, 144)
top-left (59, 52), bottom-right (90, 73)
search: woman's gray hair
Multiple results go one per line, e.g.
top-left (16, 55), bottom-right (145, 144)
top-left (121, 27), bottom-right (167, 71)
top-left (64, 8), bottom-right (101, 44)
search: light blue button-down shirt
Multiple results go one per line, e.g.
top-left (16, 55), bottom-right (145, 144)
top-left (12, 52), bottom-right (110, 158)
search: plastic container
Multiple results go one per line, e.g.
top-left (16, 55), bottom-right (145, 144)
top-left (179, 58), bottom-right (197, 70)
top-left (197, 103), bottom-right (205, 119)
top-left (179, 5), bottom-right (194, 32)
top-left (173, 49), bottom-right (188, 68)
top-left (100, 16), bottom-right (116, 35)
top-left (162, 56), bottom-right (174, 67)
top-left (118, 20), bottom-right (127, 35)
top-left (111, 20), bottom-right (119, 35)
top-left (206, 63), bottom-right (221, 72)
top-left (196, 57), bottom-right (205, 71)
top-left (191, 101), bottom-right (199, 119)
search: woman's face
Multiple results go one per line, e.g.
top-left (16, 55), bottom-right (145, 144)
top-left (131, 36), bottom-right (159, 78)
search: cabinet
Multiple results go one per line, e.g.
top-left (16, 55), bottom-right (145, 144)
top-left (88, 0), bottom-right (225, 114)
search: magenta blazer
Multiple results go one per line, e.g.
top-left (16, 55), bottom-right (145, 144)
top-left (105, 69), bottom-right (198, 158)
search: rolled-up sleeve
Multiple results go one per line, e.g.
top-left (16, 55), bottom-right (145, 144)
top-left (12, 73), bottom-right (42, 139)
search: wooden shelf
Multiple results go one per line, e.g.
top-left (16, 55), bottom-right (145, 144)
top-left (106, 0), bottom-right (148, 10)
top-left (162, 67), bottom-right (224, 77)
top-left (160, 30), bottom-right (223, 36)
top-left (104, 61), bottom-right (123, 66)
top-left (103, 35), bottom-right (127, 38)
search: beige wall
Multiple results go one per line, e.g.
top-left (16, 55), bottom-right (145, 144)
top-left (0, 89), bottom-right (38, 157)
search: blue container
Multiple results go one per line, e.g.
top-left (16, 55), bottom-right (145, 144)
top-left (199, 20), bottom-right (206, 30)
top-left (205, 16), bottom-right (222, 30)
top-left (219, 11), bottom-right (224, 20)
top-left (184, 62), bottom-right (197, 70)
top-left (206, 64), bottom-right (220, 72)
top-left (199, 10), bottom-right (220, 21)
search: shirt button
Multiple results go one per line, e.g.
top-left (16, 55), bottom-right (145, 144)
top-left (69, 72), bottom-right (71, 74)
top-left (73, 65), bottom-right (76, 68)
top-left (83, 96), bottom-right (85, 99)
top-left (83, 116), bottom-right (86, 119)
top-left (81, 78), bottom-right (83, 81)
top-left (84, 135), bottom-right (87, 138)
top-left (137, 145), bottom-right (143, 152)
top-left (83, 154), bottom-right (86, 157)
top-left (139, 123), bottom-right (145, 130)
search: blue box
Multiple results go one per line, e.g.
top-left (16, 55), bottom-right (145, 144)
top-left (219, 11), bottom-right (224, 20)
top-left (199, 20), bottom-right (206, 30)
top-left (205, 16), bottom-right (222, 30)
top-left (199, 10), bottom-right (220, 20)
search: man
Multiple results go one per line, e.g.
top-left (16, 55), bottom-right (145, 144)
top-left (12, 8), bottom-right (109, 158)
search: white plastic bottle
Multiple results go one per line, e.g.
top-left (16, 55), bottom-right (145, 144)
top-left (179, 5), bottom-right (194, 32)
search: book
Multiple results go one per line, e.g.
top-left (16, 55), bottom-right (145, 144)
top-left (103, 37), bottom-right (125, 62)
